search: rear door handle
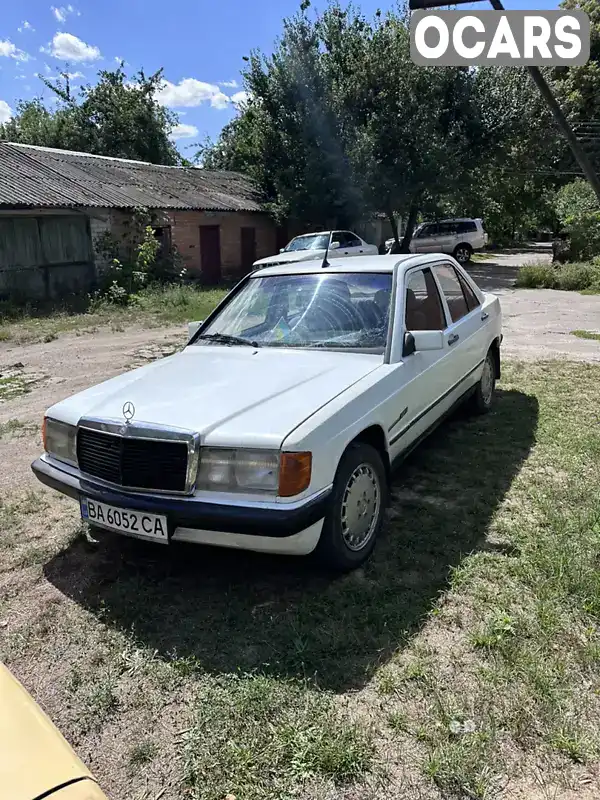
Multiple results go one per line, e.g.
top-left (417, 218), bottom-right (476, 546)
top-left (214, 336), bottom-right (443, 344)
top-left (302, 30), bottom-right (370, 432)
top-left (448, 333), bottom-right (460, 346)
top-left (481, 311), bottom-right (489, 321)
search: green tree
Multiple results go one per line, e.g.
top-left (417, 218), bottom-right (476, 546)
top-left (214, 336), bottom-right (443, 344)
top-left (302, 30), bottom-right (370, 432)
top-left (200, 3), bottom-right (518, 247)
top-left (0, 67), bottom-right (181, 165)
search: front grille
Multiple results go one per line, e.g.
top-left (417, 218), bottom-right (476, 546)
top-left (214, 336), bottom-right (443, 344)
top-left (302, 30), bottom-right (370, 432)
top-left (77, 427), bottom-right (189, 493)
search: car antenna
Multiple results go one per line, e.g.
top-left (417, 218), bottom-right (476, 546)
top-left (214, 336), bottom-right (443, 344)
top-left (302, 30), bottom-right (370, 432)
top-left (321, 231), bottom-right (333, 269)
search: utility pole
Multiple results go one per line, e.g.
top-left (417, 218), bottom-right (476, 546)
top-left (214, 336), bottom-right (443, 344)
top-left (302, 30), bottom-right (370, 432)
top-left (409, 0), bottom-right (600, 204)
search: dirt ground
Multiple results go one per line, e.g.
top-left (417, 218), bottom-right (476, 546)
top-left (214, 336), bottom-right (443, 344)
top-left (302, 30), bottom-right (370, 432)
top-left (1, 248), bottom-right (600, 800)
top-left (467, 244), bottom-right (600, 362)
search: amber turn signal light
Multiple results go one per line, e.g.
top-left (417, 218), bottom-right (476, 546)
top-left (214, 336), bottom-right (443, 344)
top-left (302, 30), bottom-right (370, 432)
top-left (279, 452), bottom-right (312, 497)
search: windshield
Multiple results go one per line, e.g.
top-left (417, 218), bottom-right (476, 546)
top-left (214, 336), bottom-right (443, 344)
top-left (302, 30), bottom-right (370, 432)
top-left (283, 234), bottom-right (330, 252)
top-left (195, 272), bottom-right (393, 352)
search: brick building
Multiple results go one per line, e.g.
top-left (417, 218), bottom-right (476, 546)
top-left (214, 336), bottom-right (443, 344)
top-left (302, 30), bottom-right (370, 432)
top-left (0, 142), bottom-right (278, 300)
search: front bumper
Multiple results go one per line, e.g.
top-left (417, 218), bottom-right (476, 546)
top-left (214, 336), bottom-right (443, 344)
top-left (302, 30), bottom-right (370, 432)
top-left (31, 457), bottom-right (330, 549)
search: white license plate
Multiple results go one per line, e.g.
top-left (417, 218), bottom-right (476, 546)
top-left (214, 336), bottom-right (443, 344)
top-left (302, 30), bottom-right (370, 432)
top-left (80, 497), bottom-right (168, 543)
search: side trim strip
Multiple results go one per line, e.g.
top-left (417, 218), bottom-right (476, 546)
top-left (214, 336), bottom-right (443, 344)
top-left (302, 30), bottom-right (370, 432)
top-left (389, 358), bottom-right (485, 446)
top-left (388, 406), bottom-right (409, 433)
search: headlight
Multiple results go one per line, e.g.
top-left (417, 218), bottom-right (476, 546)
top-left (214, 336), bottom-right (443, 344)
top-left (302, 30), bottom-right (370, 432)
top-left (43, 417), bottom-right (77, 466)
top-left (196, 449), bottom-right (312, 496)
top-left (197, 449), bottom-right (279, 494)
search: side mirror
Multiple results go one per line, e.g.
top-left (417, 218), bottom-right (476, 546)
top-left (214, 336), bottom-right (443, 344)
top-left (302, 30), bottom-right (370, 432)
top-left (279, 248), bottom-right (285, 253)
top-left (403, 332), bottom-right (416, 357)
top-left (411, 330), bottom-right (444, 352)
top-left (329, 241), bottom-right (340, 250)
top-left (188, 320), bottom-right (203, 340)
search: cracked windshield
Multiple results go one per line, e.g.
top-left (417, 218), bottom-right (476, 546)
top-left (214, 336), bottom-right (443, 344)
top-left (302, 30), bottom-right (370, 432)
top-left (197, 273), bottom-right (392, 349)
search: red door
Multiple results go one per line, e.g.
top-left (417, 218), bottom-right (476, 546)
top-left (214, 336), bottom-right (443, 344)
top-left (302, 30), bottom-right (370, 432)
top-left (199, 225), bottom-right (221, 284)
top-left (240, 227), bottom-right (257, 274)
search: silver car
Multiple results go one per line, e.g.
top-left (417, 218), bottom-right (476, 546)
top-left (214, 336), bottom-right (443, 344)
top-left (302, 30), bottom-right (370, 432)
top-left (387, 218), bottom-right (488, 264)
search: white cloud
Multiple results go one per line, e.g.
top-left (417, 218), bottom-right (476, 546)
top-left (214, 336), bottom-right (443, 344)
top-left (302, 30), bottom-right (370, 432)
top-left (50, 32), bottom-right (101, 62)
top-left (18, 21), bottom-right (35, 33)
top-left (0, 39), bottom-right (31, 62)
top-left (170, 123), bottom-right (199, 141)
top-left (220, 79), bottom-right (238, 88)
top-left (157, 78), bottom-right (230, 110)
top-left (66, 70), bottom-right (84, 79)
top-left (0, 100), bottom-right (12, 124)
top-left (51, 6), bottom-right (67, 22)
top-left (51, 5), bottom-right (79, 22)
top-left (231, 90), bottom-right (250, 106)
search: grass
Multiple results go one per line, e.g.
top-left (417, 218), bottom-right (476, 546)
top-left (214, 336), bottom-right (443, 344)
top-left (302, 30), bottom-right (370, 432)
top-left (572, 329), bottom-right (600, 342)
top-left (0, 284), bottom-right (228, 344)
top-left (516, 260), bottom-right (600, 291)
top-left (1, 361), bottom-right (600, 798)
top-left (0, 419), bottom-right (38, 439)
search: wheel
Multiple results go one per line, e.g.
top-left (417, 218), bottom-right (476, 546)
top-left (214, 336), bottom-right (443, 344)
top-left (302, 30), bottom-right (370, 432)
top-left (469, 350), bottom-right (496, 414)
top-left (315, 442), bottom-right (388, 572)
top-left (453, 243), bottom-right (473, 264)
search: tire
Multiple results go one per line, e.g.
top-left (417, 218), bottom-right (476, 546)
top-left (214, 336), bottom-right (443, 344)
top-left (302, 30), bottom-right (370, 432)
top-left (453, 243), bottom-right (473, 264)
top-left (315, 442), bottom-right (388, 572)
top-left (469, 350), bottom-right (496, 415)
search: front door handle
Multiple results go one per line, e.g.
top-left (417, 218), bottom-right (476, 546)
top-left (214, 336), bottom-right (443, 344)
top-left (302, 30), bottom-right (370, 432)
top-left (448, 333), bottom-right (460, 346)
top-left (481, 311), bottom-right (489, 321)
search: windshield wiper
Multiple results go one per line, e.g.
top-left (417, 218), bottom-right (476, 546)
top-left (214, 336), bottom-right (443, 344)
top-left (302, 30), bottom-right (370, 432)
top-left (197, 333), bottom-right (259, 348)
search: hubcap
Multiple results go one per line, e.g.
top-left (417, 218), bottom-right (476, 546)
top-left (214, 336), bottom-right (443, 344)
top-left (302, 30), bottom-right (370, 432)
top-left (341, 463), bottom-right (381, 551)
top-left (456, 247), bottom-right (470, 263)
top-left (481, 356), bottom-right (495, 405)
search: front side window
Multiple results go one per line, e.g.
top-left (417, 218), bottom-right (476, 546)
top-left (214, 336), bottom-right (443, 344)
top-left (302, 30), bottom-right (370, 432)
top-left (433, 264), bottom-right (470, 322)
top-left (196, 272), bottom-right (393, 351)
top-left (416, 224), bottom-right (437, 239)
top-left (405, 268), bottom-right (446, 331)
top-left (343, 232), bottom-right (362, 247)
top-left (283, 234), bottom-right (330, 252)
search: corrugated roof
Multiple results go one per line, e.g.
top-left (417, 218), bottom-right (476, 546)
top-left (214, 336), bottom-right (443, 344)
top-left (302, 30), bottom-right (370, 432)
top-left (0, 142), bottom-right (262, 212)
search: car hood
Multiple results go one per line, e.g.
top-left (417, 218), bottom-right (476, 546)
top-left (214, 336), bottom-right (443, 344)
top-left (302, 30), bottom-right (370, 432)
top-left (49, 347), bottom-right (382, 449)
top-left (0, 663), bottom-right (108, 800)
top-left (253, 250), bottom-right (326, 267)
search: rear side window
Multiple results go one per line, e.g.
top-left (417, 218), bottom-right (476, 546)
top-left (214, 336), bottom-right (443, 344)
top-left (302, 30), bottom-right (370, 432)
top-left (405, 268), bottom-right (446, 331)
top-left (457, 271), bottom-right (480, 311)
top-left (438, 222), bottom-right (457, 235)
top-left (433, 264), bottom-right (469, 322)
top-left (457, 221), bottom-right (477, 234)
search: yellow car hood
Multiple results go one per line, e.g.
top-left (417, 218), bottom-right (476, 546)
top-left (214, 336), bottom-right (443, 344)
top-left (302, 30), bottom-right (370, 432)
top-left (0, 664), bottom-right (107, 800)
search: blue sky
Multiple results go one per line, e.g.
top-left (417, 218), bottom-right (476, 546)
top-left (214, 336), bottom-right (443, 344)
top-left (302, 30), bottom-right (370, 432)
top-left (0, 0), bottom-right (561, 157)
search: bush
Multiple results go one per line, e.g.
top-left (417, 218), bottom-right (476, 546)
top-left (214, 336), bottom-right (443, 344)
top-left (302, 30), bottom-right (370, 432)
top-left (558, 262), bottom-right (600, 291)
top-left (516, 261), bottom-right (600, 291)
top-left (516, 263), bottom-right (558, 289)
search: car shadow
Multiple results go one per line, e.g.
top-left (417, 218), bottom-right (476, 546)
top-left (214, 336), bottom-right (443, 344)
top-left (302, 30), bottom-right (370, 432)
top-left (465, 261), bottom-right (521, 292)
top-left (44, 388), bottom-right (538, 693)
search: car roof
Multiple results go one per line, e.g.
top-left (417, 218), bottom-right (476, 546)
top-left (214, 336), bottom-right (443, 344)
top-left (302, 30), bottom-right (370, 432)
top-left (291, 230), bottom-right (350, 238)
top-left (251, 253), bottom-right (448, 277)
top-left (421, 218), bottom-right (480, 224)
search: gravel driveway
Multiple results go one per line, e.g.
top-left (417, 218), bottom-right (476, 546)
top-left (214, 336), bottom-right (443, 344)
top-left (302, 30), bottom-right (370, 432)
top-left (466, 245), bottom-right (600, 362)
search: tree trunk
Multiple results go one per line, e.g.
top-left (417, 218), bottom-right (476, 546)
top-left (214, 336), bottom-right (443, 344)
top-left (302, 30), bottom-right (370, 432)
top-left (400, 200), bottom-right (420, 253)
top-left (386, 206), bottom-right (400, 249)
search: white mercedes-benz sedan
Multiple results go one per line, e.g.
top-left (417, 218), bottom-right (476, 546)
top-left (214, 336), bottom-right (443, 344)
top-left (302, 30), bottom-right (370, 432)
top-left (252, 230), bottom-right (379, 270)
top-left (32, 254), bottom-right (502, 571)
